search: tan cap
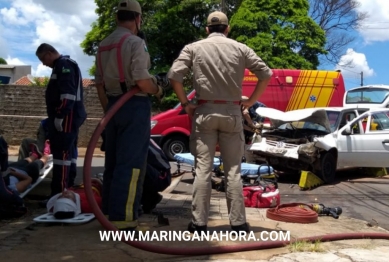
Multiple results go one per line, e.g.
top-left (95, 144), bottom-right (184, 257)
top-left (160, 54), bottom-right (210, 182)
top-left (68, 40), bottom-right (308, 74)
top-left (207, 11), bottom-right (228, 26)
top-left (117, 0), bottom-right (142, 14)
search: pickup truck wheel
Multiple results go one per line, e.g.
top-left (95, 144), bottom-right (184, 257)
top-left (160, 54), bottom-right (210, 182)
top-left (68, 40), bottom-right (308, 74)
top-left (318, 152), bottom-right (336, 184)
top-left (162, 135), bottom-right (189, 161)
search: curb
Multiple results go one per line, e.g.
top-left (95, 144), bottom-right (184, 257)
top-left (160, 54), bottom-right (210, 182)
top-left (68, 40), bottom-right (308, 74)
top-left (7, 146), bottom-right (105, 158)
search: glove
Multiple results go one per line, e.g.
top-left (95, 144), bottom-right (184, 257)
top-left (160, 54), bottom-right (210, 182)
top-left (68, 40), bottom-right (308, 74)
top-left (54, 118), bottom-right (63, 132)
top-left (151, 76), bottom-right (165, 100)
top-left (254, 123), bottom-right (263, 129)
top-left (155, 85), bottom-right (165, 100)
top-left (154, 73), bottom-right (170, 89)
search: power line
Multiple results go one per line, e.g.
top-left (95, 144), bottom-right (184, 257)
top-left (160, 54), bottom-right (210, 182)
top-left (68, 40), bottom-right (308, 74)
top-left (325, 59), bottom-right (368, 77)
top-left (362, 22), bottom-right (389, 24)
top-left (345, 80), bottom-right (363, 87)
top-left (335, 65), bottom-right (362, 76)
top-left (359, 27), bottom-right (389, 29)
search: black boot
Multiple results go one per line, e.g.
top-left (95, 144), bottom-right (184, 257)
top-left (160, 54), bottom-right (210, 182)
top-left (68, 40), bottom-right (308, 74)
top-left (187, 221), bottom-right (207, 233)
top-left (231, 222), bottom-right (250, 233)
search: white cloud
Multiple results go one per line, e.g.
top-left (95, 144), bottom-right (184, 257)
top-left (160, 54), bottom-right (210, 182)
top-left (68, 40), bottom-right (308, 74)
top-left (356, 0), bottom-right (389, 42)
top-left (335, 48), bottom-right (375, 78)
top-left (4, 55), bottom-right (50, 76)
top-left (33, 64), bottom-right (52, 77)
top-left (0, 0), bottom-right (98, 78)
top-left (5, 56), bottom-right (25, 65)
top-left (0, 7), bottom-right (26, 25)
top-left (0, 23), bottom-right (9, 58)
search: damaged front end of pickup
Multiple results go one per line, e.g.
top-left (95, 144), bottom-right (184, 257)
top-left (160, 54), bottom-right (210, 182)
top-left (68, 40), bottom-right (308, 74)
top-left (297, 142), bottom-right (319, 164)
top-left (248, 107), bottom-right (338, 173)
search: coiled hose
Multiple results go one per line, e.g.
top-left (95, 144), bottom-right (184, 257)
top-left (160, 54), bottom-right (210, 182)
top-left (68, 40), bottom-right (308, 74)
top-left (266, 203), bottom-right (319, 223)
top-left (83, 88), bottom-right (389, 256)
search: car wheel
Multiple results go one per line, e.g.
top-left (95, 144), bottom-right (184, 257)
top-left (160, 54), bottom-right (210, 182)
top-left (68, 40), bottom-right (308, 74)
top-left (162, 135), bottom-right (189, 161)
top-left (318, 152), bottom-right (336, 183)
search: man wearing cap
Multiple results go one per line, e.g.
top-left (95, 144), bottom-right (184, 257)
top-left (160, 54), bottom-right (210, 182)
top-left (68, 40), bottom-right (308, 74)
top-left (35, 43), bottom-right (87, 200)
top-left (168, 11), bottom-right (272, 233)
top-left (95, 0), bottom-right (164, 231)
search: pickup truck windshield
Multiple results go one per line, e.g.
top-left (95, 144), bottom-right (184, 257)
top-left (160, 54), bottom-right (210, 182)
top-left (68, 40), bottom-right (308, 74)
top-left (346, 88), bottom-right (389, 105)
top-left (277, 111), bottom-right (341, 133)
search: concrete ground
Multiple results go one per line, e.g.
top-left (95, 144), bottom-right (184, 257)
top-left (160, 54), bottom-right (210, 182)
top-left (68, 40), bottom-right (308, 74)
top-left (1, 189), bottom-right (389, 261)
top-left (1, 150), bottom-right (389, 261)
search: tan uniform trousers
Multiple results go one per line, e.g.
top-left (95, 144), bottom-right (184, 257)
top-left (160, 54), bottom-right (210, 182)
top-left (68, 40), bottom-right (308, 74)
top-left (190, 103), bottom-right (246, 226)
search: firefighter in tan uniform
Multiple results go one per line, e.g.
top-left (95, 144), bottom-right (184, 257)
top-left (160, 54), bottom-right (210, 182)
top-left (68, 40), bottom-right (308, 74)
top-left (95, 0), bottom-right (163, 231)
top-left (168, 11), bottom-right (273, 233)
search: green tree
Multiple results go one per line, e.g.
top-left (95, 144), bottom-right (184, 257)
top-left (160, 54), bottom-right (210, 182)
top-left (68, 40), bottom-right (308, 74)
top-left (309, 0), bottom-right (368, 66)
top-left (29, 77), bottom-right (50, 87)
top-left (221, 0), bottom-right (243, 17)
top-left (81, 0), bottom-right (217, 75)
top-left (0, 57), bottom-right (7, 65)
top-left (81, 0), bottom-right (218, 110)
top-left (145, 0), bottom-right (217, 72)
top-left (229, 0), bottom-right (327, 69)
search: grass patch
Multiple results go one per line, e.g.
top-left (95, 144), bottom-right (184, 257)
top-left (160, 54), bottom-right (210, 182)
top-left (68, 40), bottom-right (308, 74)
top-left (357, 240), bottom-right (375, 250)
top-left (288, 239), bottom-right (326, 253)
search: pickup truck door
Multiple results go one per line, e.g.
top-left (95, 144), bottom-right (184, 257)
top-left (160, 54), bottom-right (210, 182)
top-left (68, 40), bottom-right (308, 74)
top-left (337, 111), bottom-right (389, 168)
top-left (335, 110), bottom-right (361, 167)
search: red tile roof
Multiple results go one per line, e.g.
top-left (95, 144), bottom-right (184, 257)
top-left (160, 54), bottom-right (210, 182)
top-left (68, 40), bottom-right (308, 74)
top-left (14, 76), bottom-right (95, 87)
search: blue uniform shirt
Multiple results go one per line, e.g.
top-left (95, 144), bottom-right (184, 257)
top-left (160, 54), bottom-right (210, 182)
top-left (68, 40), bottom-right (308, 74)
top-left (246, 101), bottom-right (267, 124)
top-left (45, 55), bottom-right (87, 126)
top-left (243, 101), bottom-right (267, 143)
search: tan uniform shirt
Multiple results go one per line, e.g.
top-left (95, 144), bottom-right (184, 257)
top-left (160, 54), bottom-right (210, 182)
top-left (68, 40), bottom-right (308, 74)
top-left (95, 27), bottom-right (151, 96)
top-left (168, 33), bottom-right (273, 101)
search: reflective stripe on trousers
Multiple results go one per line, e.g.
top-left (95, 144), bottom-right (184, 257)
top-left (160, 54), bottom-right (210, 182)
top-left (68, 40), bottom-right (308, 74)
top-left (48, 120), bottom-right (79, 196)
top-left (102, 95), bottom-right (151, 229)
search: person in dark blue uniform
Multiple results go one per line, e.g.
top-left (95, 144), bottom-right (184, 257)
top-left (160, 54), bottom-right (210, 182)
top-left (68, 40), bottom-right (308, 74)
top-left (35, 43), bottom-right (86, 198)
top-left (94, 0), bottom-right (164, 231)
top-left (18, 118), bottom-right (79, 188)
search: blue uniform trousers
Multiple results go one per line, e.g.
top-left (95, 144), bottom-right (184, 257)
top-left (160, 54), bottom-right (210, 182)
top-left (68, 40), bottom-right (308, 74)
top-left (69, 138), bottom-right (78, 188)
top-left (47, 118), bottom-right (81, 196)
top-left (103, 95), bottom-right (150, 229)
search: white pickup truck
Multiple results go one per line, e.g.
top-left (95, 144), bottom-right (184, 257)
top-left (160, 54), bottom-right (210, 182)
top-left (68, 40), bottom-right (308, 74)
top-left (248, 107), bottom-right (389, 183)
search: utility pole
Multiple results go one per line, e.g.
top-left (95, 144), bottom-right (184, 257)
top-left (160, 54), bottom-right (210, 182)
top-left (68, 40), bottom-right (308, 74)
top-left (221, 0), bottom-right (226, 13)
top-left (360, 71), bottom-right (363, 86)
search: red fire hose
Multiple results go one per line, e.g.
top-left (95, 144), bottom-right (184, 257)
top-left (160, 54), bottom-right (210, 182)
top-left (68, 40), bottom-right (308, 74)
top-left (266, 203), bottom-right (319, 223)
top-left (83, 88), bottom-right (389, 256)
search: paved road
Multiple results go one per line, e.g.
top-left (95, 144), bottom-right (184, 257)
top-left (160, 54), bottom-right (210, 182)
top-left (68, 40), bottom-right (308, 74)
top-left (15, 156), bottom-right (389, 230)
top-left (170, 164), bottom-right (389, 230)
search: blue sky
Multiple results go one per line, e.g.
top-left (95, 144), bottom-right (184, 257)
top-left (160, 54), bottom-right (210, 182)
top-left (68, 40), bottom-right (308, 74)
top-left (0, 0), bottom-right (388, 91)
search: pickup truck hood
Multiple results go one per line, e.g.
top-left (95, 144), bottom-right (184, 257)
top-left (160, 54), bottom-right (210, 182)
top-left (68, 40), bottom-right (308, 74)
top-left (255, 107), bottom-right (332, 133)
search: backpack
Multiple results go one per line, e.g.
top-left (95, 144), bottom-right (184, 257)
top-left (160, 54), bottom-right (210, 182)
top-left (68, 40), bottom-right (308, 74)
top-left (243, 184), bottom-right (280, 208)
top-left (148, 139), bottom-right (171, 191)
